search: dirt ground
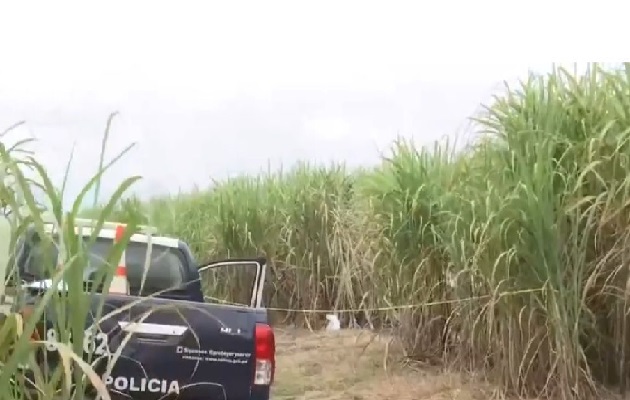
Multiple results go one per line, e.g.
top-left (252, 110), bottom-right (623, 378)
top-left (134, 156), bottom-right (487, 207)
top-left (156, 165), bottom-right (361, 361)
top-left (272, 328), bottom-right (492, 400)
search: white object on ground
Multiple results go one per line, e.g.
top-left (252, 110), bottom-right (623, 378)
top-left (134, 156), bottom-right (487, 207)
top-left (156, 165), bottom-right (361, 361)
top-left (325, 314), bottom-right (341, 331)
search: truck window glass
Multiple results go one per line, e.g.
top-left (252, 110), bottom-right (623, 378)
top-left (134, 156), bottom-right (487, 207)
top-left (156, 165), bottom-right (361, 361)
top-left (21, 234), bottom-right (186, 295)
top-left (200, 262), bottom-right (257, 306)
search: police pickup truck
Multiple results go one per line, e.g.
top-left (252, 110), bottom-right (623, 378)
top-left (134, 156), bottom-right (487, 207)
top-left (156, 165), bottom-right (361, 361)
top-left (13, 218), bottom-right (275, 400)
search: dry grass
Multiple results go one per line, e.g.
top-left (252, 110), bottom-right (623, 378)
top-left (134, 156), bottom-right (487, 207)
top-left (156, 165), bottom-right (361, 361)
top-left (272, 328), bottom-right (492, 400)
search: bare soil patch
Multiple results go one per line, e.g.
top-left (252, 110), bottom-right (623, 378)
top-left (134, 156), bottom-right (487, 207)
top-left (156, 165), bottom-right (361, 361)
top-left (272, 328), bottom-right (492, 400)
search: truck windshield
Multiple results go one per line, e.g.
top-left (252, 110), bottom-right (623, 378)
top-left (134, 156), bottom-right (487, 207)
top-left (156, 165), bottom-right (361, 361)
top-left (20, 234), bottom-right (186, 295)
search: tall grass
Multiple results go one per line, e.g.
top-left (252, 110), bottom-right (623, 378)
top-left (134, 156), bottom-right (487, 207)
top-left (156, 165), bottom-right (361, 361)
top-left (0, 116), bottom-right (145, 400)
top-left (84, 63), bottom-right (630, 399)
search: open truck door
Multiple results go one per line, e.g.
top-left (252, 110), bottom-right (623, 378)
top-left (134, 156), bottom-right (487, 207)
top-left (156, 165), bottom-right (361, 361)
top-left (198, 257), bottom-right (267, 309)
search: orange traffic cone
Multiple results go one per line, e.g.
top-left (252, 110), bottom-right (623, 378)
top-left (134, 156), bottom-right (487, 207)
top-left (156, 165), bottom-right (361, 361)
top-left (109, 225), bottom-right (129, 295)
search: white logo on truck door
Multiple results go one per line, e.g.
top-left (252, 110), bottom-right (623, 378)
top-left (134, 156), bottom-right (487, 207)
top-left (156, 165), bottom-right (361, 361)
top-left (44, 328), bottom-right (108, 355)
top-left (104, 376), bottom-right (180, 394)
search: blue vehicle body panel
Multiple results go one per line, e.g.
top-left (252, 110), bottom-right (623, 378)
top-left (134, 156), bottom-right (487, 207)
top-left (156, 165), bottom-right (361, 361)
top-left (37, 297), bottom-right (270, 399)
top-left (100, 296), bottom-right (268, 399)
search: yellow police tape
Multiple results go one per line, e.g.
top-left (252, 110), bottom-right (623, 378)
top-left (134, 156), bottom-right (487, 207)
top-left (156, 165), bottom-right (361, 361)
top-left (204, 287), bottom-right (544, 314)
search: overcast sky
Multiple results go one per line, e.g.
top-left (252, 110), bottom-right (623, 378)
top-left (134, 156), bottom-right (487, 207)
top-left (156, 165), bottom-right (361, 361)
top-left (0, 1), bottom-right (622, 207)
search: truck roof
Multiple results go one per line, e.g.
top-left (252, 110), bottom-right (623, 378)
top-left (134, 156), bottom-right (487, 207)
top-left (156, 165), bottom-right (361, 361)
top-left (40, 217), bottom-right (180, 248)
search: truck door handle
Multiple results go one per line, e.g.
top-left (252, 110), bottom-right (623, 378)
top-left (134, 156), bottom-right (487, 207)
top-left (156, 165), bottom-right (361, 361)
top-left (117, 321), bottom-right (189, 338)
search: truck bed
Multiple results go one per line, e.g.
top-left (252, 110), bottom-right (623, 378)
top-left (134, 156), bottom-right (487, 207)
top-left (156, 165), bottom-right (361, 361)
top-left (39, 293), bottom-right (273, 400)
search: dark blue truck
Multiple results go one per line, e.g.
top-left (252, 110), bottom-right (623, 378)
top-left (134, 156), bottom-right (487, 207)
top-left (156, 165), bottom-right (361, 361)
top-left (13, 221), bottom-right (276, 400)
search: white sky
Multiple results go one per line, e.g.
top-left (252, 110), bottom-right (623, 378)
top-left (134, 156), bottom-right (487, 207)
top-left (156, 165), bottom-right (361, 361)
top-left (0, 0), bottom-right (626, 207)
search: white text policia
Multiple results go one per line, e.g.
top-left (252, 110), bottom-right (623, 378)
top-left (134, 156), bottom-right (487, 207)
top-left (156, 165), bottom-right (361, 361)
top-left (104, 376), bottom-right (180, 394)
